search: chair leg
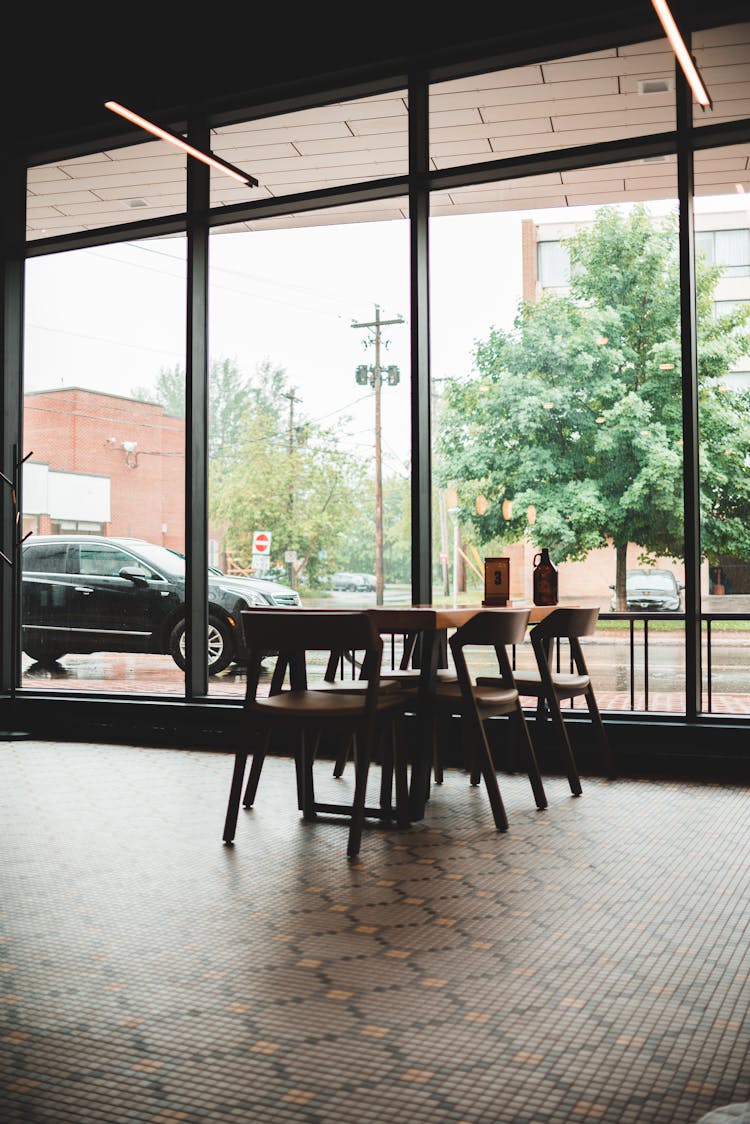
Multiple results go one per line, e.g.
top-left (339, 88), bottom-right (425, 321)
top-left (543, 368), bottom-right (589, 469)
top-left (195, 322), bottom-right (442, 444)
top-left (332, 733), bottom-right (351, 778)
top-left (463, 712), bottom-right (508, 831)
top-left (430, 713), bottom-right (443, 785)
top-left (392, 719), bottom-right (411, 829)
top-left (512, 706), bottom-right (547, 810)
top-left (300, 729), bottom-right (317, 821)
top-left (468, 720), bottom-right (480, 786)
top-left (379, 726), bottom-right (394, 819)
top-left (347, 730), bottom-right (374, 858)
top-left (223, 748), bottom-right (248, 843)
top-left (242, 729), bottom-right (270, 808)
top-left (585, 687), bottom-right (616, 779)
top-left (546, 691), bottom-right (583, 796)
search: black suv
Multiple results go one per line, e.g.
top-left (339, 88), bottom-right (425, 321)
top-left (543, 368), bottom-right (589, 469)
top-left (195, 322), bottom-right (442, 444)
top-left (22, 536), bottom-right (301, 674)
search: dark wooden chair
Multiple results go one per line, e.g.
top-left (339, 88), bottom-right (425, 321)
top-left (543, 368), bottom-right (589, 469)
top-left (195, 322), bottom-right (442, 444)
top-left (323, 632), bottom-right (455, 783)
top-left (222, 609), bottom-right (412, 859)
top-left (431, 608), bottom-right (548, 831)
top-left (479, 607), bottom-right (615, 794)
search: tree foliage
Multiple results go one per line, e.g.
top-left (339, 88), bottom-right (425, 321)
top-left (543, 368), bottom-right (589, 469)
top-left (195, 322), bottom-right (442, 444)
top-left (436, 204), bottom-right (750, 606)
top-left (133, 357), bottom-right (366, 585)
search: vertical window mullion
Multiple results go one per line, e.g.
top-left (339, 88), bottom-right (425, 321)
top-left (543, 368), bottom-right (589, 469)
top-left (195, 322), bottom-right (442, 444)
top-left (409, 69), bottom-right (431, 605)
top-left (186, 118), bottom-right (210, 698)
top-left (1, 156), bottom-right (25, 695)
top-left (676, 60), bottom-right (702, 721)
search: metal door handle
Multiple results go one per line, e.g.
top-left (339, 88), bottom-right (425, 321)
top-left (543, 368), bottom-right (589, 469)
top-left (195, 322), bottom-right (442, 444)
top-left (74, 585), bottom-right (94, 595)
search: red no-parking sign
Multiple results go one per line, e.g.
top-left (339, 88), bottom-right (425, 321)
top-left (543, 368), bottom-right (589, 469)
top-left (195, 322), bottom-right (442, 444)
top-left (252, 530), bottom-right (272, 555)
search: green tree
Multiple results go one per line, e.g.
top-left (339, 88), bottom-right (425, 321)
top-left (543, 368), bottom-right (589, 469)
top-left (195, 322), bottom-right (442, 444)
top-left (436, 204), bottom-right (750, 607)
top-left (133, 356), bottom-right (258, 461)
top-left (133, 358), bottom-right (365, 586)
top-left (336, 473), bottom-right (411, 584)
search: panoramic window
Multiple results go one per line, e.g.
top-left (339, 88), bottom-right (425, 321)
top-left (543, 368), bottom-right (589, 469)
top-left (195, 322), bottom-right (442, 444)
top-left (206, 203), bottom-right (412, 695)
top-left (430, 158), bottom-right (690, 712)
top-left (22, 238), bottom-right (187, 694)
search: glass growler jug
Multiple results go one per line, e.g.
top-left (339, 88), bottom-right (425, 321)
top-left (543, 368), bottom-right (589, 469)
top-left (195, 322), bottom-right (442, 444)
top-left (533, 548), bottom-right (558, 606)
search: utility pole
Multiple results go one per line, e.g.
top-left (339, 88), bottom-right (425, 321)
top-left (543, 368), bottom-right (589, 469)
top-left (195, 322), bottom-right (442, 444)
top-left (282, 386), bottom-right (301, 455)
top-left (282, 387), bottom-right (302, 588)
top-left (352, 305), bottom-right (404, 606)
top-left (432, 380), bottom-right (451, 596)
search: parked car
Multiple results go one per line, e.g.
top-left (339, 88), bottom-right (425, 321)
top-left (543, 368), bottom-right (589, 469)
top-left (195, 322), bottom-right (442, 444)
top-left (21, 535), bottom-right (302, 674)
top-left (329, 571), bottom-right (371, 592)
top-left (609, 569), bottom-right (684, 612)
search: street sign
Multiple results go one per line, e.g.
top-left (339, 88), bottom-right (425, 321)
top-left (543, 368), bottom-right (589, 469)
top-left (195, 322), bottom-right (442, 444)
top-left (284, 550), bottom-right (297, 563)
top-left (252, 530), bottom-right (271, 554)
top-left (253, 554), bottom-right (270, 572)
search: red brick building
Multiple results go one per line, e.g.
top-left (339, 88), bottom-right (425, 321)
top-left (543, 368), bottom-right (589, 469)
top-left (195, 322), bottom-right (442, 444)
top-left (23, 388), bottom-right (185, 551)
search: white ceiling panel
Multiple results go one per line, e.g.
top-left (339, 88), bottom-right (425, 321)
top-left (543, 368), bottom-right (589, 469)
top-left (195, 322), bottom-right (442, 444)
top-left (214, 121), bottom-right (353, 147)
top-left (24, 32), bottom-right (749, 241)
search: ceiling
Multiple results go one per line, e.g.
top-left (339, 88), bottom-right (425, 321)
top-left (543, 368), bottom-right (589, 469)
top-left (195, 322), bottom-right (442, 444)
top-left (23, 22), bottom-right (750, 241)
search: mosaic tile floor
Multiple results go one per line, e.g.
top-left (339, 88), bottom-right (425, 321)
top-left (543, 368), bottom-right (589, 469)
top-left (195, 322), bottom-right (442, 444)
top-left (1, 740), bottom-right (748, 1123)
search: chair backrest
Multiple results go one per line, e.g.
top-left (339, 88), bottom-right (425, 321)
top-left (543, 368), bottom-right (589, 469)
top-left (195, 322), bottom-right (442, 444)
top-left (529, 607), bottom-right (599, 644)
top-left (529, 607), bottom-right (600, 676)
top-left (240, 608), bottom-right (383, 697)
top-left (449, 608), bottom-right (530, 689)
top-left (450, 608), bottom-right (531, 650)
top-left (241, 608), bottom-right (380, 654)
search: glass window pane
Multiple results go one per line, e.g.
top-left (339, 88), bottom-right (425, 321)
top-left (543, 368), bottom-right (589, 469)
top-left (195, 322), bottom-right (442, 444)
top-left (430, 39), bottom-right (675, 169)
top-left (537, 240), bottom-right (571, 287)
top-left (715, 229), bottom-right (750, 275)
top-left (695, 144), bottom-right (750, 715)
top-left (78, 544), bottom-right (138, 576)
top-left (693, 22), bottom-right (750, 127)
top-left (22, 238), bottom-right (187, 694)
top-left (207, 203), bottom-right (411, 696)
top-left (431, 158), bottom-right (688, 714)
top-left (27, 140), bottom-right (186, 241)
top-left (210, 90), bottom-right (408, 208)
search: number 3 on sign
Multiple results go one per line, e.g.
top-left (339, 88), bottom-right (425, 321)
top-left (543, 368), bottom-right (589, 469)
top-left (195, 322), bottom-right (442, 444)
top-left (483, 557), bottom-right (510, 606)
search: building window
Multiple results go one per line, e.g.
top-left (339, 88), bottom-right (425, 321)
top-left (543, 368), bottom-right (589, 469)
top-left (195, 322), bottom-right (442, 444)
top-left (537, 240), bottom-right (571, 288)
top-left (49, 520), bottom-right (105, 535)
top-left (696, 229), bottom-right (750, 276)
top-left (714, 299), bottom-right (750, 318)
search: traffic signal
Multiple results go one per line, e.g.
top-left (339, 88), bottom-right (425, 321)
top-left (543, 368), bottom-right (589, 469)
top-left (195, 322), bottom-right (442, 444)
top-left (355, 365), bottom-right (369, 385)
top-left (386, 365), bottom-right (400, 386)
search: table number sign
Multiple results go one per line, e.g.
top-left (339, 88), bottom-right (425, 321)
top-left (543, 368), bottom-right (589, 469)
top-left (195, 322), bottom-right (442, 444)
top-left (483, 557), bottom-right (510, 606)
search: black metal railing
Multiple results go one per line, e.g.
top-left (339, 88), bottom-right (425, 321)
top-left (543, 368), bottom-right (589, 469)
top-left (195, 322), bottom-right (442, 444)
top-left (554, 611), bottom-right (750, 715)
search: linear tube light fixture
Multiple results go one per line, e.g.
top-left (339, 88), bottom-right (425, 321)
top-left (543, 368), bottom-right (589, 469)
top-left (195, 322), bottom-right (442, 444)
top-left (104, 101), bottom-right (259, 186)
top-left (650, 0), bottom-right (712, 108)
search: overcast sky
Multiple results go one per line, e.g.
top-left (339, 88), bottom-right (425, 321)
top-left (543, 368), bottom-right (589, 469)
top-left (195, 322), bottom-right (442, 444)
top-left (23, 192), bottom-right (740, 469)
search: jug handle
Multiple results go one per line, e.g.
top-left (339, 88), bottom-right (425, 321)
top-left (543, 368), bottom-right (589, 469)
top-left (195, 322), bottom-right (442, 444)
top-left (533, 553), bottom-right (541, 566)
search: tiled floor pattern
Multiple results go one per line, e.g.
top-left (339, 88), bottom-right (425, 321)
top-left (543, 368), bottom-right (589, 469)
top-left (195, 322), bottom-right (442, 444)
top-left (1, 740), bottom-right (748, 1123)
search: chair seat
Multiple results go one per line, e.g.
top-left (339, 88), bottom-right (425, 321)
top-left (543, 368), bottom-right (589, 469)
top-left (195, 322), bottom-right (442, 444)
top-left (310, 676), bottom-right (409, 695)
top-left (478, 670), bottom-right (590, 698)
top-left (435, 680), bottom-right (520, 711)
top-left (380, 668), bottom-right (458, 685)
top-left (249, 688), bottom-right (409, 718)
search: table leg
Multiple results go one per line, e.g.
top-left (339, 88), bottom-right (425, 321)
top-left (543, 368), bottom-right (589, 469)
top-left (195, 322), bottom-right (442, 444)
top-left (407, 629), bottom-right (442, 821)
